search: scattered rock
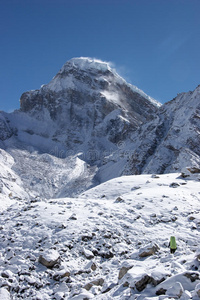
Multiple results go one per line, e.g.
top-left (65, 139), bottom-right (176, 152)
top-left (123, 281), bottom-right (129, 287)
top-left (58, 223), bottom-right (66, 229)
top-left (184, 272), bottom-right (200, 282)
top-left (92, 278), bottom-right (104, 286)
top-left (156, 288), bottom-right (167, 295)
top-left (151, 271), bottom-right (167, 286)
top-left (91, 262), bottom-right (97, 271)
top-left (81, 234), bottom-right (93, 241)
top-left (139, 243), bottom-right (159, 258)
top-left (131, 186), bottom-right (141, 191)
top-left (85, 261), bottom-right (97, 271)
top-left (181, 168), bottom-right (191, 178)
top-left (91, 248), bottom-right (99, 256)
top-left (115, 196), bottom-right (125, 203)
top-left (53, 270), bottom-right (70, 281)
top-left (187, 167), bottom-right (200, 174)
top-left (169, 182), bottom-right (180, 188)
top-left (102, 282), bottom-right (117, 293)
top-left (103, 231), bottom-right (112, 239)
top-left (83, 248), bottom-right (94, 259)
top-left (69, 213), bottom-right (77, 220)
top-left (151, 174), bottom-right (160, 178)
top-left (118, 266), bottom-right (132, 280)
top-left (135, 274), bottom-right (152, 292)
top-left (84, 278), bottom-right (104, 291)
top-left (156, 271), bottom-right (200, 297)
top-left (124, 266), bottom-right (165, 292)
top-left (99, 250), bottom-right (114, 259)
top-left (38, 249), bottom-right (60, 268)
top-left (1, 270), bottom-right (13, 279)
top-left (135, 204), bottom-right (144, 209)
top-left (181, 167), bottom-right (200, 179)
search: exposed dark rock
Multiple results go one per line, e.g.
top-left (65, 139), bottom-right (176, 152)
top-left (100, 250), bottom-right (114, 259)
top-left (115, 196), bottom-right (125, 203)
top-left (118, 266), bottom-right (133, 280)
top-left (187, 167), bottom-right (200, 174)
top-left (84, 278), bottom-right (104, 291)
top-left (169, 182), bottom-right (180, 188)
top-left (38, 250), bottom-right (60, 268)
top-left (156, 288), bottom-right (167, 295)
top-left (135, 275), bottom-right (152, 292)
top-left (139, 243), bottom-right (160, 258)
top-left (0, 113), bottom-right (13, 141)
top-left (184, 272), bottom-right (200, 282)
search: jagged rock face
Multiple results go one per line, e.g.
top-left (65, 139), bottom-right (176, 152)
top-left (124, 85), bottom-right (200, 174)
top-left (19, 58), bottom-right (159, 154)
top-left (0, 113), bottom-right (13, 141)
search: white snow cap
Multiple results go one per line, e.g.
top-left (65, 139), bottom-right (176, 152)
top-left (67, 57), bottom-right (112, 72)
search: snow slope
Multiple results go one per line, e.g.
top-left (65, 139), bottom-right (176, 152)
top-left (0, 149), bottom-right (29, 211)
top-left (0, 172), bottom-right (200, 299)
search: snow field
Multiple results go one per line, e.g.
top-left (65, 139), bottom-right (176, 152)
top-left (0, 173), bottom-right (200, 299)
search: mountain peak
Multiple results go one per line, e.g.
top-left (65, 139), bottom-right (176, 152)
top-left (65, 57), bottom-right (112, 72)
top-left (45, 57), bottom-right (160, 107)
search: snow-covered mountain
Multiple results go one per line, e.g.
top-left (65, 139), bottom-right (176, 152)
top-left (0, 57), bottom-right (200, 200)
top-left (18, 57), bottom-right (159, 152)
top-left (0, 57), bottom-right (161, 200)
top-left (0, 57), bottom-right (200, 202)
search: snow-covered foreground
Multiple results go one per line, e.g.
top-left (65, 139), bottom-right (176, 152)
top-left (0, 173), bottom-right (200, 299)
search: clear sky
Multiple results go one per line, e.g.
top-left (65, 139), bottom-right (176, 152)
top-left (1, 0), bottom-right (200, 112)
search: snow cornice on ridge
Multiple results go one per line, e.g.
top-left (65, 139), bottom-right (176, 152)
top-left (66, 57), bottom-right (112, 72)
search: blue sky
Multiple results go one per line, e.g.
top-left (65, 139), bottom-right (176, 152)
top-left (0, 0), bottom-right (200, 112)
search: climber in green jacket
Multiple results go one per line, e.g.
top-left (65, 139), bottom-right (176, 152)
top-left (169, 236), bottom-right (177, 253)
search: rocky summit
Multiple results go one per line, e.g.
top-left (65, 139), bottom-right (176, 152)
top-left (19, 57), bottom-right (159, 153)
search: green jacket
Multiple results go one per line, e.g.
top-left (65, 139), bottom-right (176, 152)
top-left (170, 236), bottom-right (177, 249)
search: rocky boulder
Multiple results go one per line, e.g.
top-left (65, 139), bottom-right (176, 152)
top-left (139, 243), bottom-right (160, 258)
top-left (38, 249), bottom-right (60, 268)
